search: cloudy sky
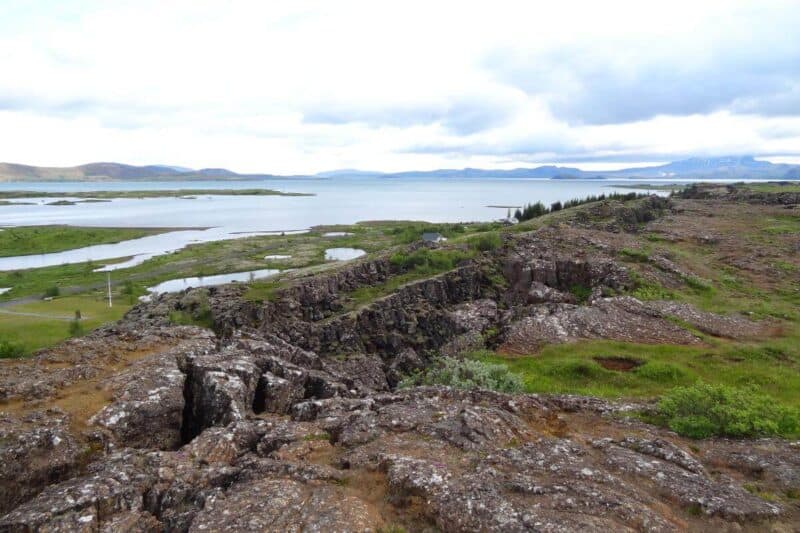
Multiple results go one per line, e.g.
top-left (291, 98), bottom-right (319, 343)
top-left (1, 0), bottom-right (799, 173)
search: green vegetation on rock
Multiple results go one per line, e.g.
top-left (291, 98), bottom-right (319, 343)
top-left (399, 356), bottom-right (524, 393)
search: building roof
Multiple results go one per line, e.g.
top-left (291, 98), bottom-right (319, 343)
top-left (421, 232), bottom-right (445, 242)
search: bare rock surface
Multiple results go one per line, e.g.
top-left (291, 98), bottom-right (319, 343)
top-left (499, 297), bottom-right (702, 354)
top-left (3, 387), bottom-right (795, 531)
top-left (0, 410), bottom-right (84, 516)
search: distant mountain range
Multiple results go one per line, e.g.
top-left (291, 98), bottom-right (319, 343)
top-left (1, 156), bottom-right (798, 182)
top-left (0, 162), bottom-right (281, 182)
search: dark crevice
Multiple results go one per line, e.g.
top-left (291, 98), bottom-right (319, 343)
top-left (179, 368), bottom-right (198, 445)
top-left (252, 374), bottom-right (267, 414)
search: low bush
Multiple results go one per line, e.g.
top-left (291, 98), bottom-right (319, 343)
top-left (568, 284), bottom-right (592, 303)
top-left (169, 303), bottom-right (214, 329)
top-left (466, 232), bottom-right (501, 252)
top-left (0, 339), bottom-right (25, 359)
top-left (389, 249), bottom-right (472, 272)
top-left (399, 357), bottom-right (524, 393)
top-left (43, 285), bottom-right (60, 298)
top-left (68, 319), bottom-right (84, 337)
top-left (683, 275), bottom-right (713, 293)
top-left (657, 383), bottom-right (799, 439)
top-left (619, 248), bottom-right (650, 263)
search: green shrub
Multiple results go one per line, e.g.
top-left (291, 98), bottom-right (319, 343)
top-left (466, 232), bottom-right (501, 252)
top-left (68, 319), bottom-right (84, 337)
top-left (634, 361), bottom-right (687, 383)
top-left (389, 249), bottom-right (471, 272)
top-left (399, 357), bottom-right (523, 393)
top-left (0, 340), bottom-right (25, 359)
top-left (683, 276), bottom-right (713, 293)
top-left (43, 285), bottom-right (60, 298)
top-left (169, 303), bottom-right (214, 329)
top-left (619, 248), bottom-right (649, 263)
top-left (657, 383), bottom-right (799, 439)
top-left (569, 284), bottom-right (592, 303)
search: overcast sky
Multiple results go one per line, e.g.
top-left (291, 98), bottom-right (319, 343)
top-left (1, 0), bottom-right (799, 173)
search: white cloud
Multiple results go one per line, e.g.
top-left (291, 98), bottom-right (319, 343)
top-left (0, 0), bottom-right (798, 172)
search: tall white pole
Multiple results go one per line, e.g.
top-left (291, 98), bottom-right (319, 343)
top-left (107, 272), bottom-right (112, 308)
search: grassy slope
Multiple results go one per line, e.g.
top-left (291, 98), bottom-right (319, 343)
top-left (475, 204), bottom-right (800, 416)
top-left (740, 183), bottom-right (800, 193)
top-left (0, 226), bottom-right (167, 257)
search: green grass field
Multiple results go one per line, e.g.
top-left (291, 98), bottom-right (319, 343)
top-left (740, 182), bottom-right (800, 193)
top-left (0, 294), bottom-right (131, 355)
top-left (0, 226), bottom-right (167, 257)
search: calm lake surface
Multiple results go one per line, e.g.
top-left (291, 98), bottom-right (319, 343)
top-left (146, 268), bottom-right (280, 294)
top-left (0, 177), bottom-right (673, 270)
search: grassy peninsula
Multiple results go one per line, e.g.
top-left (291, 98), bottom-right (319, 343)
top-left (0, 226), bottom-right (170, 257)
top-left (0, 188), bottom-right (313, 200)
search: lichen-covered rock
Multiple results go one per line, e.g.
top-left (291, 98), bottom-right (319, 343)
top-left (499, 297), bottom-right (702, 353)
top-left (254, 371), bottom-right (304, 414)
top-left (184, 350), bottom-right (262, 438)
top-left (187, 479), bottom-right (377, 532)
top-left (89, 352), bottom-right (186, 450)
top-left (0, 450), bottom-right (157, 531)
top-left (0, 410), bottom-right (84, 515)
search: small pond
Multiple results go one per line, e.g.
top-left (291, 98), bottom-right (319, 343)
top-left (0, 288), bottom-right (11, 295)
top-left (264, 254), bottom-right (292, 260)
top-left (323, 232), bottom-right (353, 237)
top-left (147, 268), bottom-right (280, 294)
top-left (324, 248), bottom-right (366, 261)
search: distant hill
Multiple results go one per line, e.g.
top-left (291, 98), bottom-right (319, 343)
top-left (0, 162), bottom-right (280, 182)
top-left (602, 156), bottom-right (797, 179)
top-left (315, 169), bottom-right (384, 178)
top-left (371, 156), bottom-right (799, 180)
top-left (1, 156), bottom-right (798, 182)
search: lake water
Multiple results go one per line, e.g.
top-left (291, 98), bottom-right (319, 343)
top-left (0, 177), bottom-right (672, 271)
top-left (325, 248), bottom-right (367, 261)
top-left (146, 268), bottom-right (281, 294)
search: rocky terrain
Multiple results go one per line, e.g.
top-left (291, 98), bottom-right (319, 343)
top-left (1, 191), bottom-right (798, 531)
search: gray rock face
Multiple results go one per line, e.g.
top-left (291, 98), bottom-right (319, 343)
top-left (0, 410), bottom-right (83, 515)
top-left (184, 351), bottom-right (262, 438)
top-left (2, 384), bottom-right (797, 531)
top-left (500, 296), bottom-right (702, 354)
top-left (188, 478), bottom-right (377, 532)
top-left (89, 350), bottom-right (188, 450)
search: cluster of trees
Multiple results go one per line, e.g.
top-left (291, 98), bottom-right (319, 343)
top-left (514, 192), bottom-right (650, 222)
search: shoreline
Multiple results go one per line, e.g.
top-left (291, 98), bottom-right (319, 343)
top-left (0, 188), bottom-right (314, 199)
